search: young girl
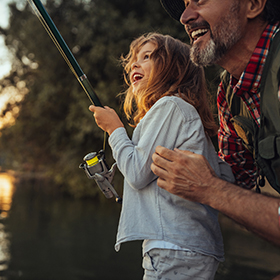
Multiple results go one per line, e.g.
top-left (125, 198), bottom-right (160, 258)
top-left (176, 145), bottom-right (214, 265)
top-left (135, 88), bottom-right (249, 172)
top-left (89, 33), bottom-right (234, 280)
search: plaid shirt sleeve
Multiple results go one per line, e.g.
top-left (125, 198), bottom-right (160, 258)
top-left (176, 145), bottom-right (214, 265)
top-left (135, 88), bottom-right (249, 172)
top-left (217, 82), bottom-right (257, 189)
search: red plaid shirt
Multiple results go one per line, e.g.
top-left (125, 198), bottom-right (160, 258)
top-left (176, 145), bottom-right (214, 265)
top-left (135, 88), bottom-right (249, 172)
top-left (217, 23), bottom-right (280, 189)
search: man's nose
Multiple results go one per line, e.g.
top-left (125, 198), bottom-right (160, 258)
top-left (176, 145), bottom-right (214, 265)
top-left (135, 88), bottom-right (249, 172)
top-left (180, 4), bottom-right (199, 25)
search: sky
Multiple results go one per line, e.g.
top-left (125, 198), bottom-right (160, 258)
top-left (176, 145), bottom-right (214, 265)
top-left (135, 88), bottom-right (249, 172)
top-left (0, 0), bottom-right (16, 118)
top-left (0, 0), bottom-right (11, 79)
top-left (0, 1), bottom-right (46, 119)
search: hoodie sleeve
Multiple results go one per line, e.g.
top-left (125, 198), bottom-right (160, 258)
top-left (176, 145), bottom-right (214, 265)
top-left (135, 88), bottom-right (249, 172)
top-left (109, 97), bottom-right (205, 190)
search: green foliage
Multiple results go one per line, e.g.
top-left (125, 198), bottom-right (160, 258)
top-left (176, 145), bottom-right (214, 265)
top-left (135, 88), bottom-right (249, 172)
top-left (0, 0), bottom-right (219, 198)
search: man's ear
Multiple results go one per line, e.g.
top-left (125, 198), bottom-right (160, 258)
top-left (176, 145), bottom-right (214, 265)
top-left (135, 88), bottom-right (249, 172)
top-left (247, 0), bottom-right (267, 19)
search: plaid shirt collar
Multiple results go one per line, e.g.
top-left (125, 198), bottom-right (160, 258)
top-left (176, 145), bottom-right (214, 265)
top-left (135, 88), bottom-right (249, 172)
top-left (231, 23), bottom-right (280, 93)
top-left (229, 23), bottom-right (280, 125)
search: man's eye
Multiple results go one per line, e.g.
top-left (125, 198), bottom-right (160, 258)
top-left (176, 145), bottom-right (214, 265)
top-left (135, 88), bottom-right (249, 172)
top-left (185, 0), bottom-right (202, 7)
top-left (195, 0), bottom-right (203, 5)
top-left (184, 0), bottom-right (190, 7)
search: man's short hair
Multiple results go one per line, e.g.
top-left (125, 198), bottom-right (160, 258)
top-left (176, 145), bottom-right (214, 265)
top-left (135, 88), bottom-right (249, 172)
top-left (263, 0), bottom-right (280, 24)
top-left (160, 0), bottom-right (280, 24)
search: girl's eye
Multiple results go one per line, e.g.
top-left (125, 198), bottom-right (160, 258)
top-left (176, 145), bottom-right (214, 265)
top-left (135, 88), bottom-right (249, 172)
top-left (144, 54), bottom-right (150, 60)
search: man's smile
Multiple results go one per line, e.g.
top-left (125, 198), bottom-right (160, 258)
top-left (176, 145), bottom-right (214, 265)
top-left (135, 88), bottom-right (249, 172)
top-left (190, 28), bottom-right (209, 43)
top-left (186, 21), bottom-right (211, 44)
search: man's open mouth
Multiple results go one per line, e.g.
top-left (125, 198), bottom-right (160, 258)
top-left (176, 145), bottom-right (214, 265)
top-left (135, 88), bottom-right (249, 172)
top-left (190, 28), bottom-right (209, 42)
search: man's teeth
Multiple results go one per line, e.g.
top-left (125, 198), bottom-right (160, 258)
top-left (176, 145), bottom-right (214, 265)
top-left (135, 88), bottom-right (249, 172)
top-left (191, 29), bottom-right (208, 39)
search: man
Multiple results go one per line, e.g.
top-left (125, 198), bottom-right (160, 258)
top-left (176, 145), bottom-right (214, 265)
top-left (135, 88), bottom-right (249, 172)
top-left (151, 0), bottom-right (280, 248)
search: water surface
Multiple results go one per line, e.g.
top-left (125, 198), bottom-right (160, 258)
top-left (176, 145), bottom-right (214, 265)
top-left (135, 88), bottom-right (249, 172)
top-left (0, 173), bottom-right (279, 280)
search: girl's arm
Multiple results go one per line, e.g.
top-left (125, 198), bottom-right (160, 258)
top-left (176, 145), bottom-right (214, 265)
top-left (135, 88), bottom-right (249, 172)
top-left (108, 98), bottom-right (204, 190)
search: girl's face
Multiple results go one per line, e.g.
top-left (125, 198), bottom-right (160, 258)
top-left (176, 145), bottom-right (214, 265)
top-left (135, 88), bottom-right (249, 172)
top-left (130, 42), bottom-right (156, 92)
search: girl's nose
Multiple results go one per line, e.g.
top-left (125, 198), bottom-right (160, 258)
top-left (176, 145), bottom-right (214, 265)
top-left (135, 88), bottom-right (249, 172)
top-left (132, 61), bottom-right (140, 69)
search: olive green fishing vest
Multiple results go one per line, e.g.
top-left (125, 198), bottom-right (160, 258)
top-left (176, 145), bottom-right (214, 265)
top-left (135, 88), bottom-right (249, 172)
top-left (221, 31), bottom-right (280, 194)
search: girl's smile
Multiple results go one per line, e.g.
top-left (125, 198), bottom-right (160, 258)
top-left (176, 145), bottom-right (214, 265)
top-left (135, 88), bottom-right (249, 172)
top-left (130, 42), bottom-right (156, 90)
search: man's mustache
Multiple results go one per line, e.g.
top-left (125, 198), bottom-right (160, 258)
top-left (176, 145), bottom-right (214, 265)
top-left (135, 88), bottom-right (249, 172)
top-left (186, 21), bottom-right (210, 33)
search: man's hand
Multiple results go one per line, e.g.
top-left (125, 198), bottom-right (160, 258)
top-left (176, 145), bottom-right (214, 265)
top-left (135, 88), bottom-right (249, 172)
top-left (151, 146), bottom-right (218, 204)
top-left (89, 105), bottom-right (124, 135)
top-left (151, 146), bottom-right (280, 246)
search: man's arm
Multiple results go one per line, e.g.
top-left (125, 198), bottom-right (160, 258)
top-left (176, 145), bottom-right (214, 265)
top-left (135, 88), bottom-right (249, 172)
top-left (151, 146), bottom-right (280, 246)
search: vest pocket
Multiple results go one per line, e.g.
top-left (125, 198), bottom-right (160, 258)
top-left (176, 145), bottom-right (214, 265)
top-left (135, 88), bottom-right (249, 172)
top-left (258, 136), bottom-right (280, 191)
top-left (259, 136), bottom-right (276, 159)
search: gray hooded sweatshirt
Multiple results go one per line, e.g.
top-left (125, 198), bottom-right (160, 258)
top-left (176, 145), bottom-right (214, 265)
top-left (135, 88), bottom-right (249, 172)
top-left (109, 96), bottom-right (235, 261)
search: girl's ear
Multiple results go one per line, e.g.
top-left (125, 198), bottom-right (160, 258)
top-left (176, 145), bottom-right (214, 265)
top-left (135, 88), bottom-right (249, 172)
top-left (247, 0), bottom-right (267, 19)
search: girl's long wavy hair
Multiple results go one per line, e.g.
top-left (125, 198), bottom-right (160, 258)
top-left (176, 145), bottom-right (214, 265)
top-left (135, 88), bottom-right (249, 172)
top-left (121, 32), bottom-right (218, 137)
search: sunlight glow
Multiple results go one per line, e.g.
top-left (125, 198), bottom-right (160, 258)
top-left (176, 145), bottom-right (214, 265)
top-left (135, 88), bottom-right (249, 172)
top-left (0, 172), bottom-right (15, 218)
top-left (0, 85), bottom-right (26, 129)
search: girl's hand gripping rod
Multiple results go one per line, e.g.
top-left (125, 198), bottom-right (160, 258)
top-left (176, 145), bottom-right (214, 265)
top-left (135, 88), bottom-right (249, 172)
top-left (28, 0), bottom-right (102, 107)
top-left (28, 0), bottom-right (122, 203)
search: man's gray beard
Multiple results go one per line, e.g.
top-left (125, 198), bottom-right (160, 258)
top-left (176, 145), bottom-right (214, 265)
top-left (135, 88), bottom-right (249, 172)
top-left (189, 1), bottom-right (242, 67)
top-left (190, 39), bottom-right (217, 67)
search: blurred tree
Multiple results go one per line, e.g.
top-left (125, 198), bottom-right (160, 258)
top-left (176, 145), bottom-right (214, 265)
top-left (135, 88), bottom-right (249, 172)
top-left (0, 0), bottom-right (222, 199)
top-left (0, 0), bottom-right (190, 198)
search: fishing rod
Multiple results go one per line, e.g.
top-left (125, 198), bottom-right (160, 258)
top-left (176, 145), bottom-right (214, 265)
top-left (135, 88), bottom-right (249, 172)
top-left (28, 0), bottom-right (122, 203)
top-left (28, 0), bottom-right (102, 107)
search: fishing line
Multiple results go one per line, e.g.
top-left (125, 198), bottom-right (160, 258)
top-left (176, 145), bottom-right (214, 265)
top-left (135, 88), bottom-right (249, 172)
top-left (28, 0), bottom-right (107, 147)
top-left (28, 0), bottom-right (102, 107)
top-left (28, 1), bottom-right (78, 79)
top-left (28, 0), bottom-right (121, 203)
